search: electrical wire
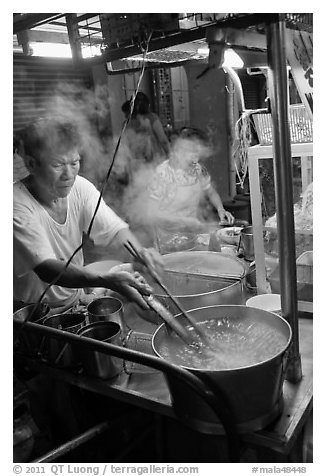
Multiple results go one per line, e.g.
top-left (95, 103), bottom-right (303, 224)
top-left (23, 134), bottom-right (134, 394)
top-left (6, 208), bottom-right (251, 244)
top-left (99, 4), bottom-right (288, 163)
top-left (18, 30), bottom-right (153, 326)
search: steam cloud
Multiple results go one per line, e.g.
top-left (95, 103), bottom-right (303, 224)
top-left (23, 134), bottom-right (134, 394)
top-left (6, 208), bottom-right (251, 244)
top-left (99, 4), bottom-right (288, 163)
top-left (21, 81), bottom-right (220, 257)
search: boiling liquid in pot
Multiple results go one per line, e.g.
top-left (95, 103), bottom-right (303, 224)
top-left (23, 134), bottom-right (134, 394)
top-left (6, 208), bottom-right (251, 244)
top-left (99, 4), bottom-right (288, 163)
top-left (159, 317), bottom-right (288, 371)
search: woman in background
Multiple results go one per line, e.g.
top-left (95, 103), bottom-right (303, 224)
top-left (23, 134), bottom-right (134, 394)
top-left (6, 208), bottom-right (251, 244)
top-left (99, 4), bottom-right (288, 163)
top-left (145, 127), bottom-right (234, 233)
top-left (122, 92), bottom-right (170, 167)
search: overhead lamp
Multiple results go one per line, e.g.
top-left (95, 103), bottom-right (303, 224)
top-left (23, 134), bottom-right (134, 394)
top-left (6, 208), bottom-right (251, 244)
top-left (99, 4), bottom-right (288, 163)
top-left (197, 46), bottom-right (244, 69)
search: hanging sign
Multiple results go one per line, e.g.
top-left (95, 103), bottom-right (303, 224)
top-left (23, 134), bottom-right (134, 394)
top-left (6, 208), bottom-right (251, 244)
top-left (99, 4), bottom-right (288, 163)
top-left (285, 28), bottom-right (313, 120)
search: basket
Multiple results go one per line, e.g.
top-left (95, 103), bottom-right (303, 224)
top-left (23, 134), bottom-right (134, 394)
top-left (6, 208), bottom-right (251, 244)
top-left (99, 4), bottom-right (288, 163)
top-left (124, 331), bottom-right (158, 375)
top-left (253, 105), bottom-right (313, 145)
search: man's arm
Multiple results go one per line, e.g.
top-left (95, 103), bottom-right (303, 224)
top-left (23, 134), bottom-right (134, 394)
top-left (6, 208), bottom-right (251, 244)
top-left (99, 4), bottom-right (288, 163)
top-left (34, 259), bottom-right (153, 309)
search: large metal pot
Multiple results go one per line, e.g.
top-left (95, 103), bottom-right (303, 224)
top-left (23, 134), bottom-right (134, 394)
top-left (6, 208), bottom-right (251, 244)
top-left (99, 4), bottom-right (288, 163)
top-left (152, 305), bottom-right (292, 433)
top-left (139, 251), bottom-right (246, 324)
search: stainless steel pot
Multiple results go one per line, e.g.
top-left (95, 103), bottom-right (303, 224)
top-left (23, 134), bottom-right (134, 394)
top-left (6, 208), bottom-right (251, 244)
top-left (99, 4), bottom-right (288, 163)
top-left (13, 303), bottom-right (50, 356)
top-left (240, 226), bottom-right (255, 261)
top-left (77, 321), bottom-right (123, 379)
top-left (42, 312), bottom-right (86, 368)
top-left (152, 304), bottom-right (292, 433)
top-left (87, 296), bottom-right (127, 336)
top-left (139, 251), bottom-right (246, 324)
top-left (149, 274), bottom-right (243, 325)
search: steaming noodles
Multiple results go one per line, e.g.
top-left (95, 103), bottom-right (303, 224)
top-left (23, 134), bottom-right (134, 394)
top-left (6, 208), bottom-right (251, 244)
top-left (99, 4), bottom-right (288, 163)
top-left (158, 315), bottom-right (288, 371)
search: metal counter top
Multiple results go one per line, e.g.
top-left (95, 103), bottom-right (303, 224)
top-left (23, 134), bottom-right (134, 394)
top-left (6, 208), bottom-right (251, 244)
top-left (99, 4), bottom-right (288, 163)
top-left (19, 302), bottom-right (312, 456)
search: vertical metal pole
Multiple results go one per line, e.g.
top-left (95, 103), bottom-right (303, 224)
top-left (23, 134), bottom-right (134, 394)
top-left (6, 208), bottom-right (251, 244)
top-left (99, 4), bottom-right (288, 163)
top-left (266, 17), bottom-right (302, 382)
top-left (66, 14), bottom-right (83, 61)
top-left (226, 74), bottom-right (237, 198)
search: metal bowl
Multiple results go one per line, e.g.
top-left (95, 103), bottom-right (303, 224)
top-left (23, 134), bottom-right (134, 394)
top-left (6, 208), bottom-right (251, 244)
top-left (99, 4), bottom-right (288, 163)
top-left (156, 231), bottom-right (197, 254)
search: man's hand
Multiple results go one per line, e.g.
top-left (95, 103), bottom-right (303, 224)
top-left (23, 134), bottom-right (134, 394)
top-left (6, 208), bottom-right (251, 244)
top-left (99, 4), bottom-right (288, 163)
top-left (101, 269), bottom-right (153, 309)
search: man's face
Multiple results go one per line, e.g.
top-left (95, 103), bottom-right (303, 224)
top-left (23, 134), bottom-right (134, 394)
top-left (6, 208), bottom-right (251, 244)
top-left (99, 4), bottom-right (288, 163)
top-left (32, 148), bottom-right (80, 199)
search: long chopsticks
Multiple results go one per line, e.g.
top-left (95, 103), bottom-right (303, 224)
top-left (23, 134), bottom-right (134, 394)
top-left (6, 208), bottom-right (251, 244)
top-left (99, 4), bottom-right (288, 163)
top-left (142, 294), bottom-right (195, 346)
top-left (123, 240), bottom-right (210, 346)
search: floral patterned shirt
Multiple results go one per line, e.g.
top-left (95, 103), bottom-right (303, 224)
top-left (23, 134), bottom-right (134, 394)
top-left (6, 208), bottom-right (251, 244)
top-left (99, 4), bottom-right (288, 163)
top-left (148, 160), bottom-right (211, 218)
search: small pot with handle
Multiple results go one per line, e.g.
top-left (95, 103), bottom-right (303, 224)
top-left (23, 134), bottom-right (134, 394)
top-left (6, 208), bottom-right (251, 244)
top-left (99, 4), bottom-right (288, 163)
top-left (42, 312), bottom-right (86, 368)
top-left (240, 226), bottom-right (255, 261)
top-left (13, 303), bottom-right (50, 357)
top-left (77, 321), bottom-right (123, 379)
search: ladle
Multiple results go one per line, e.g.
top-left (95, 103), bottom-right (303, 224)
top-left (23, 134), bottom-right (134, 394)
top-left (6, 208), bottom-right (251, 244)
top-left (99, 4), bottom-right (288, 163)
top-left (123, 241), bottom-right (212, 348)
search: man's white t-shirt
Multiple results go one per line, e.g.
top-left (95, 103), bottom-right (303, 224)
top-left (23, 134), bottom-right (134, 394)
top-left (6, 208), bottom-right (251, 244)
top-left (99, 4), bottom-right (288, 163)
top-left (13, 175), bottom-right (128, 308)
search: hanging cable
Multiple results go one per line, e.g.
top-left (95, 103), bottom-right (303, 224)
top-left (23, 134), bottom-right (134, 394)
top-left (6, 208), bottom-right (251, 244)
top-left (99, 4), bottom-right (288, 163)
top-left (19, 31), bottom-right (153, 326)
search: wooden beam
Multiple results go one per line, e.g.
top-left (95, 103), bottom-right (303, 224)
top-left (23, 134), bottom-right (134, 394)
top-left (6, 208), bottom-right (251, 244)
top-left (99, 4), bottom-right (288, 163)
top-left (66, 13), bottom-right (82, 61)
top-left (207, 27), bottom-right (267, 50)
top-left (13, 14), bottom-right (65, 35)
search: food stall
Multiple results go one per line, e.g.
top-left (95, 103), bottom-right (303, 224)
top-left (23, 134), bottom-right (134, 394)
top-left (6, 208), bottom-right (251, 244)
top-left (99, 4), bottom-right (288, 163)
top-left (13, 13), bottom-right (313, 464)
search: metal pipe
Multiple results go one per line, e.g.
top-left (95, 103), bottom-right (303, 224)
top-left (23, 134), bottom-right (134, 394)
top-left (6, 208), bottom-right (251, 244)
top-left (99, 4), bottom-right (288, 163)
top-left (266, 16), bottom-right (302, 382)
top-left (226, 73), bottom-right (237, 198)
top-left (32, 421), bottom-right (110, 463)
top-left (223, 66), bottom-right (245, 197)
top-left (223, 66), bottom-right (245, 112)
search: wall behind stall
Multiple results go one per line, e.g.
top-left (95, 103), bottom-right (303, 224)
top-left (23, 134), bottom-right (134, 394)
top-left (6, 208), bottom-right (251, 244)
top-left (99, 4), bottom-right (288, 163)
top-left (184, 63), bottom-right (231, 201)
top-left (99, 62), bottom-right (153, 137)
top-left (13, 54), bottom-right (93, 182)
top-left (13, 54), bottom-right (92, 132)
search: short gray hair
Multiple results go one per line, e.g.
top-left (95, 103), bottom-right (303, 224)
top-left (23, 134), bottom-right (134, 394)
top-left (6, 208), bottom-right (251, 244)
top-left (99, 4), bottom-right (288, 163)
top-left (17, 116), bottom-right (80, 162)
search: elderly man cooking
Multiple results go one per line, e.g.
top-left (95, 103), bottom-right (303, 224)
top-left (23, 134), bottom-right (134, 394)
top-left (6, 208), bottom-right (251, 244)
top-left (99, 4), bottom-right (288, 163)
top-left (13, 117), bottom-right (162, 313)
